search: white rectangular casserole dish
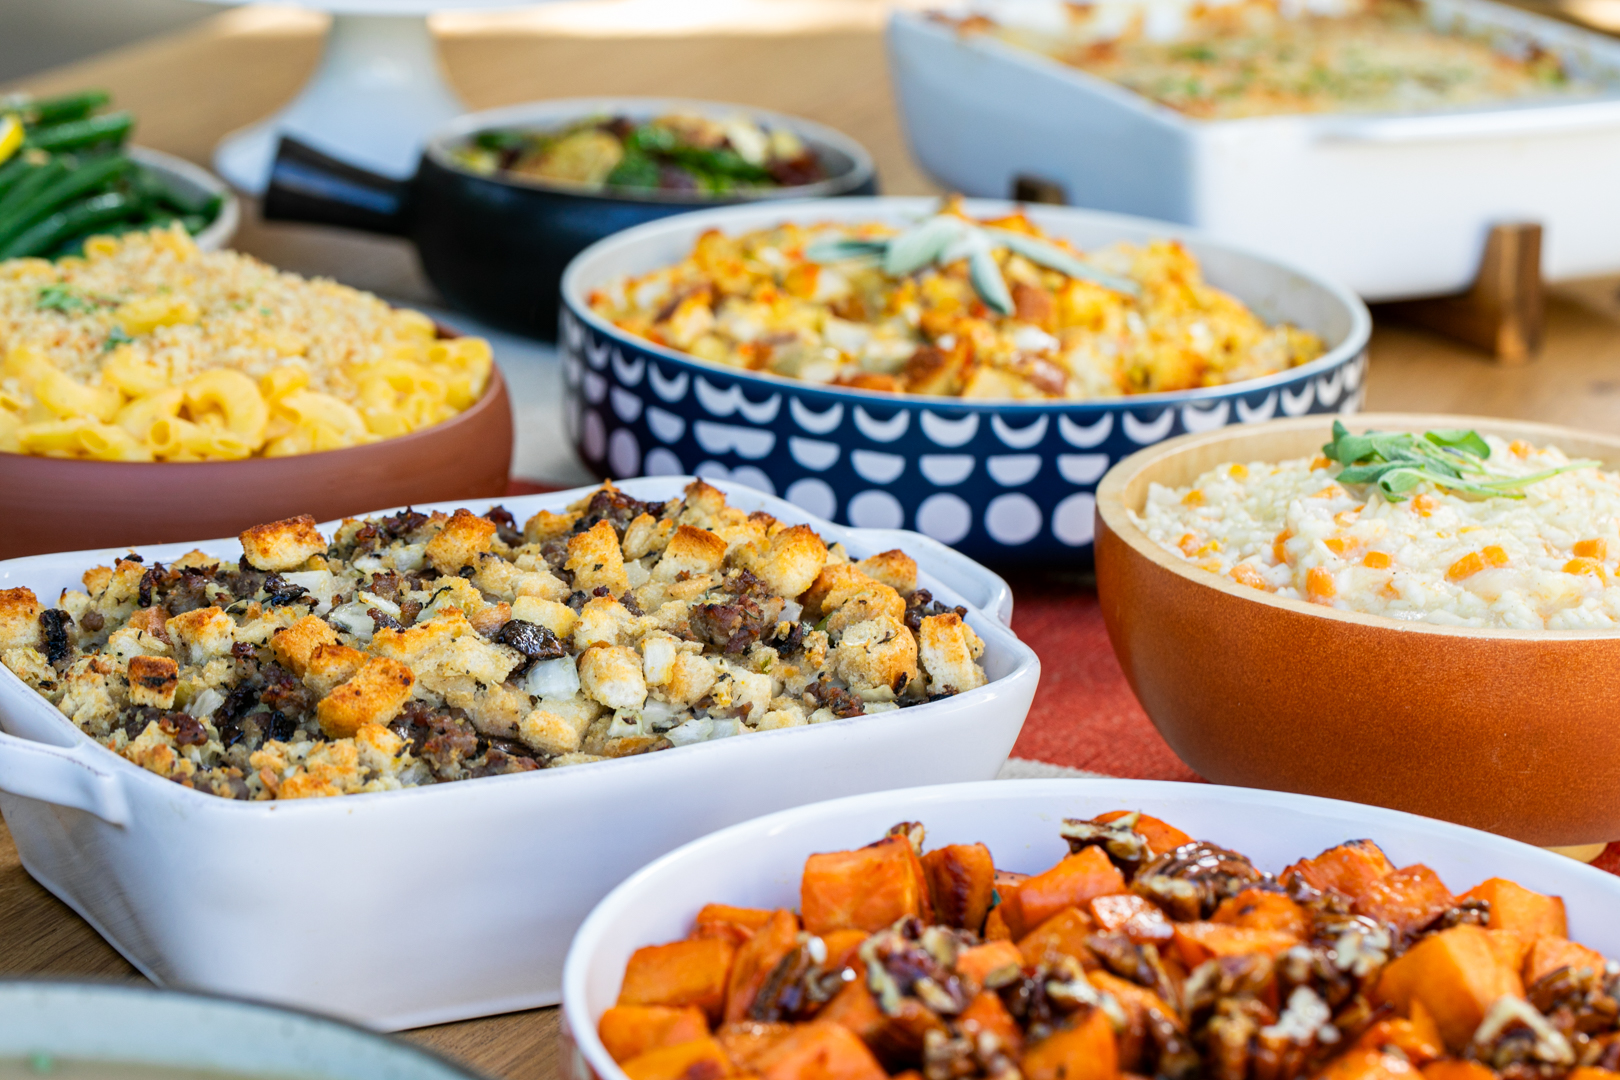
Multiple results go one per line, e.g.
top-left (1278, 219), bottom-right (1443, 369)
top-left (561, 777), bottom-right (1620, 1080)
top-left (0, 477), bottom-right (1039, 1031)
top-left (888, 0), bottom-right (1620, 299)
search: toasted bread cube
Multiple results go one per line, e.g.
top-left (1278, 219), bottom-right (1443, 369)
top-left (579, 644), bottom-right (648, 710)
top-left (735, 525), bottom-right (827, 599)
top-left (425, 508), bottom-right (498, 573)
top-left (518, 694), bottom-right (600, 755)
top-left (854, 550), bottom-right (917, 596)
top-left (302, 643), bottom-right (370, 696)
top-left (623, 513), bottom-right (676, 560)
top-left (802, 565), bottom-right (875, 617)
top-left (832, 616), bottom-right (918, 698)
top-left (824, 582), bottom-right (905, 637)
top-left (568, 519), bottom-right (630, 595)
top-left (126, 654), bottom-right (179, 708)
top-left (655, 525), bottom-right (728, 582)
top-left (523, 508), bottom-right (581, 543)
top-left (916, 612), bottom-right (986, 696)
top-left (511, 596), bottom-right (578, 640)
top-left (316, 657), bottom-right (415, 738)
top-left (239, 515), bottom-right (327, 571)
top-left (574, 595), bottom-right (642, 650)
top-left (662, 652), bottom-right (717, 706)
top-left (0, 588), bottom-right (43, 651)
top-left (619, 937), bottom-right (738, 1023)
top-left (165, 606), bottom-right (236, 663)
top-left (271, 614), bottom-right (340, 677)
top-left (370, 610), bottom-right (474, 665)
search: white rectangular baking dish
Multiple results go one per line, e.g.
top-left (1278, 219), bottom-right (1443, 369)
top-left (888, 0), bottom-right (1620, 299)
top-left (561, 777), bottom-right (1620, 1080)
top-left (0, 477), bottom-right (1039, 1031)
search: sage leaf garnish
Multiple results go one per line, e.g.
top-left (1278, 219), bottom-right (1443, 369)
top-left (1322, 420), bottom-right (1597, 501)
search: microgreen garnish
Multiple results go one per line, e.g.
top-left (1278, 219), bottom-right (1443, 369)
top-left (36, 283), bottom-right (94, 314)
top-left (1321, 420), bottom-right (1597, 500)
top-left (102, 326), bottom-right (133, 351)
top-left (804, 212), bottom-right (1141, 316)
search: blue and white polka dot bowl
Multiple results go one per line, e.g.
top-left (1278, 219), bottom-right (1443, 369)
top-left (559, 198), bottom-right (1371, 566)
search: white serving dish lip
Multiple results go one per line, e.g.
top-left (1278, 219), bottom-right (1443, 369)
top-left (1099, 411), bottom-right (1620, 642)
top-left (562, 777), bottom-right (1620, 1080)
top-left (126, 145), bottom-right (240, 254)
top-left (0, 474), bottom-right (1030, 820)
top-left (562, 195), bottom-right (1372, 411)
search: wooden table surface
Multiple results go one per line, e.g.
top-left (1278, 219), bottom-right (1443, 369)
top-left (3, 6), bottom-right (1620, 1078)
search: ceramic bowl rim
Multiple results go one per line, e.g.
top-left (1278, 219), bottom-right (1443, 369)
top-left (0, 977), bottom-right (488, 1078)
top-left (1097, 410), bottom-right (1620, 641)
top-left (125, 146), bottom-right (240, 253)
top-left (0, 364), bottom-right (508, 475)
top-left (423, 96), bottom-right (877, 204)
top-left (559, 195), bottom-right (1372, 411)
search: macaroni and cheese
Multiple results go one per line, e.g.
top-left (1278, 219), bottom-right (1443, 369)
top-left (0, 225), bottom-right (492, 460)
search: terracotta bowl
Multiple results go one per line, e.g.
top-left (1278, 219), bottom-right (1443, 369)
top-left (1095, 412), bottom-right (1620, 847)
top-left (0, 367), bottom-right (513, 560)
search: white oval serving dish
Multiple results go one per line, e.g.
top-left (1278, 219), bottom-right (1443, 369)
top-left (561, 777), bottom-right (1620, 1080)
top-left (0, 476), bottom-right (1039, 1030)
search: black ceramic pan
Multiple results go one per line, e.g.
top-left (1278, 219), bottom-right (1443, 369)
top-left (263, 97), bottom-right (878, 342)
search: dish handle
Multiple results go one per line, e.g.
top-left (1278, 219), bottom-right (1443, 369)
top-left (261, 136), bottom-right (411, 236)
top-left (856, 530), bottom-right (1015, 626)
top-left (0, 731), bottom-right (130, 826)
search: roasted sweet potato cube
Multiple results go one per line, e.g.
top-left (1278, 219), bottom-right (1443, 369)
top-left (1210, 889), bottom-right (1308, 938)
top-left (697, 905), bottom-right (779, 937)
top-left (1283, 840), bottom-right (1396, 904)
top-left (1088, 970), bottom-right (1180, 1072)
top-left (1421, 1061), bottom-right (1496, 1080)
top-left (1314, 1049), bottom-right (1418, 1080)
top-left (1008, 847), bottom-right (1127, 937)
top-left (959, 990), bottom-right (1024, 1057)
top-left (1568, 1069), bottom-right (1620, 1080)
top-left (922, 843), bottom-right (996, 933)
top-left (621, 1036), bottom-right (735, 1080)
top-left (1460, 878), bottom-right (1568, 943)
top-left (1525, 936), bottom-right (1607, 987)
top-left (1021, 1008), bottom-right (1118, 1080)
top-left (726, 910), bottom-right (800, 1023)
top-left (620, 938), bottom-right (739, 1023)
top-left (1171, 923), bottom-right (1299, 968)
top-left (984, 905), bottom-right (1013, 942)
top-left (600, 1006), bottom-right (713, 1064)
top-left (819, 979), bottom-right (945, 1069)
top-left (1094, 811), bottom-right (1193, 856)
top-left (1018, 907), bottom-right (1099, 969)
top-left (718, 1023), bottom-right (795, 1071)
top-left (1356, 866), bottom-right (1455, 937)
top-left (1484, 929), bottom-right (1531, 977)
top-left (1374, 925), bottom-right (1522, 1050)
top-left (1355, 1018), bottom-right (1442, 1066)
top-left (1091, 894), bottom-right (1174, 945)
top-left (957, 940), bottom-right (1025, 990)
top-left (820, 929), bottom-right (869, 977)
top-left (752, 1020), bottom-right (889, 1080)
top-left (802, 836), bottom-right (928, 936)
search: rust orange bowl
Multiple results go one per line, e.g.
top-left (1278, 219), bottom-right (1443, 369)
top-left (0, 366), bottom-right (513, 560)
top-left (1095, 412), bottom-right (1620, 847)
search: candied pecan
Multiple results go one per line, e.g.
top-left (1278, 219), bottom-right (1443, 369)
top-left (38, 609), bottom-right (72, 666)
top-left (1133, 842), bottom-right (1266, 921)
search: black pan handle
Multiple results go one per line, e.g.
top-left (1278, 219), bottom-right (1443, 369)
top-left (262, 136), bottom-right (412, 236)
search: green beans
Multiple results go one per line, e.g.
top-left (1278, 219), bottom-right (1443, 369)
top-left (24, 111), bottom-right (135, 152)
top-left (0, 192), bottom-right (137, 259)
top-left (0, 157), bottom-right (34, 203)
top-left (0, 159), bottom-right (68, 218)
top-left (27, 90), bottom-right (111, 127)
top-left (0, 154), bottom-right (133, 250)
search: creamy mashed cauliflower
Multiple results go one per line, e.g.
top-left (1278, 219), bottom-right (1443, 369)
top-left (1131, 435), bottom-right (1620, 629)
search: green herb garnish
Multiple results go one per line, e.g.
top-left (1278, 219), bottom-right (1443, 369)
top-left (102, 325), bottom-right (133, 351)
top-left (36, 282), bottom-right (92, 313)
top-left (1321, 420), bottom-right (1597, 500)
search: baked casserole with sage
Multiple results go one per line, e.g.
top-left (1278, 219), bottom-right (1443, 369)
top-left (0, 482), bottom-right (987, 800)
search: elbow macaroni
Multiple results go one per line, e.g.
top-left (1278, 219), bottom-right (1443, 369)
top-left (0, 225), bottom-right (493, 461)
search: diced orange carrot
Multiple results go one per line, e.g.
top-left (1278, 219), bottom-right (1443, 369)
top-left (1230, 564), bottom-right (1270, 590)
top-left (921, 843), bottom-right (996, 933)
top-left (1575, 538), bottom-right (1607, 560)
top-left (1316, 1048), bottom-right (1419, 1080)
top-left (1524, 936), bottom-right (1607, 987)
top-left (620, 938), bottom-right (739, 1023)
top-left (1022, 1009), bottom-right (1119, 1080)
top-left (1324, 536), bottom-right (1351, 556)
top-left (1283, 839), bottom-right (1395, 904)
top-left (1178, 533), bottom-right (1201, 556)
top-left (1210, 889), bottom-right (1307, 938)
top-left (958, 990), bottom-right (1024, 1057)
top-left (601, 1006), bottom-right (713, 1065)
top-left (1311, 455), bottom-right (1332, 470)
top-left (1308, 566), bottom-right (1337, 601)
top-left (1412, 494), bottom-right (1437, 517)
top-left (1092, 812), bottom-right (1193, 856)
top-left (1481, 545), bottom-right (1510, 567)
top-left (1447, 552), bottom-right (1484, 582)
top-left (1363, 551), bottom-right (1393, 569)
top-left (1356, 865), bottom-right (1455, 937)
top-left (1423, 1062), bottom-right (1496, 1080)
top-left (1172, 923), bottom-right (1299, 968)
top-left (1182, 489), bottom-right (1205, 506)
top-left (621, 1036), bottom-right (736, 1080)
top-left (1508, 440), bottom-right (1533, 458)
top-left (1090, 894), bottom-right (1173, 944)
top-left (1019, 907), bottom-right (1098, 968)
top-left (984, 904), bottom-right (1013, 942)
top-left (801, 836), bottom-right (928, 936)
top-left (1088, 970), bottom-right (1180, 1073)
top-left (752, 1021), bottom-right (888, 1080)
top-left (1355, 1018), bottom-right (1442, 1066)
top-left (956, 940), bottom-right (1024, 989)
top-left (1375, 925), bottom-right (1523, 1050)
top-left (1230, 464), bottom-right (1249, 480)
top-left (820, 929), bottom-right (868, 977)
top-left (1459, 878), bottom-right (1567, 944)
top-left (726, 909), bottom-right (801, 1023)
top-left (1565, 557), bottom-right (1605, 578)
top-left (1274, 529), bottom-right (1294, 564)
top-left (784, 263), bottom-right (820, 300)
top-left (1008, 847), bottom-right (1127, 936)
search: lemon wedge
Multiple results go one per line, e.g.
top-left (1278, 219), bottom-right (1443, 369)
top-left (0, 115), bottom-right (22, 167)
